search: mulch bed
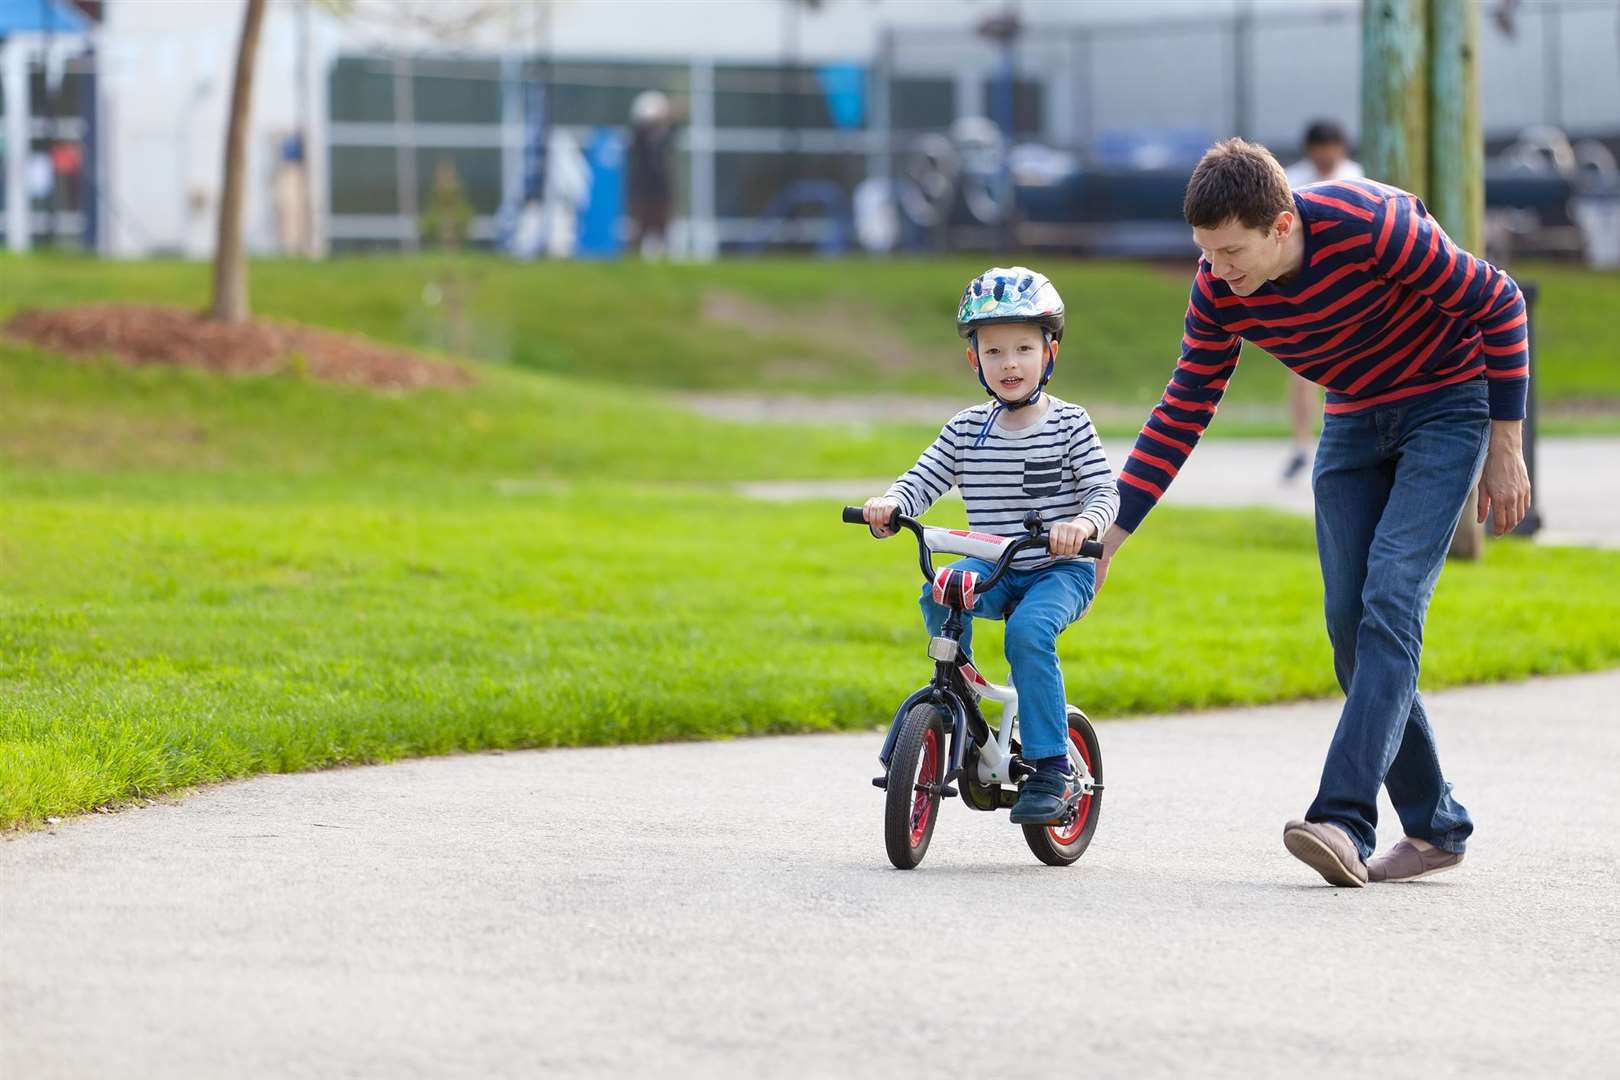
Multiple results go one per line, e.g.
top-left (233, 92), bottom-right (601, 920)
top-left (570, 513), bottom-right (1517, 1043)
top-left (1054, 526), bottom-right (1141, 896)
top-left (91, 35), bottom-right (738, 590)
top-left (4, 304), bottom-right (475, 391)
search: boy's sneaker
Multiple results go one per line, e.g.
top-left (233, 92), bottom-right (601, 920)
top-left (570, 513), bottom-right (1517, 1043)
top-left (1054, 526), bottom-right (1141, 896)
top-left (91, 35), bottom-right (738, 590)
top-left (1368, 837), bottom-right (1465, 882)
top-left (1282, 819), bottom-right (1368, 887)
top-left (1009, 768), bottom-right (1077, 825)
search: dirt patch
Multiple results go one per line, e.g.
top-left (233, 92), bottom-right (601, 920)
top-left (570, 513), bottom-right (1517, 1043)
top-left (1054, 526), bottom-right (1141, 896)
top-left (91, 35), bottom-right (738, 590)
top-left (0, 419), bottom-right (224, 472)
top-left (4, 304), bottom-right (474, 391)
top-left (1545, 399), bottom-right (1620, 418)
top-left (701, 289), bottom-right (930, 373)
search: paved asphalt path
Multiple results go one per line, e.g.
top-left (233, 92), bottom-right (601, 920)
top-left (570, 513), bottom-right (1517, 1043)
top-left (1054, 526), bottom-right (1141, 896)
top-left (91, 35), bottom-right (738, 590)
top-left (737, 436), bottom-right (1620, 548)
top-left (4, 673), bottom-right (1618, 1079)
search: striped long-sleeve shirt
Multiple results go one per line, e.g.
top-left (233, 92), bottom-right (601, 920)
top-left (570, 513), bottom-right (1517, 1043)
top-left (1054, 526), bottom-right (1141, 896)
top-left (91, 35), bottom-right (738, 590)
top-left (887, 396), bottom-right (1119, 569)
top-left (1116, 179), bottom-right (1529, 533)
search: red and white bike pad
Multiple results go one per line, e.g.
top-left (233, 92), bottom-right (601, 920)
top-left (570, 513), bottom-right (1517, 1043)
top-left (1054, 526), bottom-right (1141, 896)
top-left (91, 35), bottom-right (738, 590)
top-left (922, 527), bottom-right (1013, 562)
top-left (931, 568), bottom-right (980, 609)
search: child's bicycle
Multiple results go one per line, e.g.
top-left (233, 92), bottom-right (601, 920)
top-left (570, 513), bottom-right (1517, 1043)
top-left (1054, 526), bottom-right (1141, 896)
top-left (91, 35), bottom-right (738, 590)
top-left (841, 506), bottom-right (1106, 870)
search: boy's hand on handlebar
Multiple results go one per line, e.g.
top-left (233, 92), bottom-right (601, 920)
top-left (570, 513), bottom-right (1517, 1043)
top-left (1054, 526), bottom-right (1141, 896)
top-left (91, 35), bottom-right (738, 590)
top-left (863, 497), bottom-right (901, 537)
top-left (1048, 517), bottom-right (1096, 557)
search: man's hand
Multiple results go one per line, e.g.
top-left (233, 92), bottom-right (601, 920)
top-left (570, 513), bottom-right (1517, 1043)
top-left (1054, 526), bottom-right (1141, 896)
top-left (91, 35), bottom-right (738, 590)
top-left (1048, 517), bottom-right (1097, 557)
top-left (1094, 523), bottom-right (1132, 591)
top-left (1477, 420), bottom-right (1531, 536)
top-left (863, 496), bottom-right (901, 537)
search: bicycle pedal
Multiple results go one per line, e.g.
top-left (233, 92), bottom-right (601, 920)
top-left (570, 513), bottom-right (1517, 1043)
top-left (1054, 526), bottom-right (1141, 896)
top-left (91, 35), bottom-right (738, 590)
top-left (871, 775), bottom-right (888, 790)
top-left (914, 782), bottom-right (958, 797)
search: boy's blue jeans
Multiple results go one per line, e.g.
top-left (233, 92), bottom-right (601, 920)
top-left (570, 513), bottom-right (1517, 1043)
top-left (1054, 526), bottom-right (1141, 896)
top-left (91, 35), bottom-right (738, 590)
top-left (918, 559), bottom-right (1096, 761)
top-left (1307, 377), bottom-right (1491, 860)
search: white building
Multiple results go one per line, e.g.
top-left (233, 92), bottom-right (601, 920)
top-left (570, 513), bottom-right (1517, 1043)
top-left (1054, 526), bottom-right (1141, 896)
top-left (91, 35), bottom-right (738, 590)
top-left (8, 0), bottom-right (1617, 257)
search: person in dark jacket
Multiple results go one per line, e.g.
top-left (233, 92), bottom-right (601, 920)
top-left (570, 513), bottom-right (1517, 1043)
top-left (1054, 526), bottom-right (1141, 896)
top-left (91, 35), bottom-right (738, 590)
top-left (628, 90), bottom-right (675, 257)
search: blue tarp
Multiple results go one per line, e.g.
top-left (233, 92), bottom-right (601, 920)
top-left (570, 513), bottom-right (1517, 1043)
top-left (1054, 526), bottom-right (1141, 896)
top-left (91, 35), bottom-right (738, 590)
top-left (0, 0), bottom-right (88, 36)
top-left (815, 64), bottom-right (865, 131)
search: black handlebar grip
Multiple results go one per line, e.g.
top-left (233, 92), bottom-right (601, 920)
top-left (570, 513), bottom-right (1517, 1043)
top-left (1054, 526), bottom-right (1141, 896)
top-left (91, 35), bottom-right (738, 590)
top-left (1080, 539), bottom-right (1105, 559)
top-left (841, 506), bottom-right (867, 524)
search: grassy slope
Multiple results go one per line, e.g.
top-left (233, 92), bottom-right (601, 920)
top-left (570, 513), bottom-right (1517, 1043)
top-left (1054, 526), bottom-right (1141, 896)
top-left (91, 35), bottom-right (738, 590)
top-left (3, 304), bottom-right (1619, 827)
top-left (3, 254), bottom-right (1615, 422)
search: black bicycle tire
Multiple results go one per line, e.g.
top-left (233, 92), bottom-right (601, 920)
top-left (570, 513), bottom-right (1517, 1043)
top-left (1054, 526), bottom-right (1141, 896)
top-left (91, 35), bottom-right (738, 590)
top-left (884, 702), bottom-right (948, 869)
top-left (1021, 707), bottom-right (1103, 867)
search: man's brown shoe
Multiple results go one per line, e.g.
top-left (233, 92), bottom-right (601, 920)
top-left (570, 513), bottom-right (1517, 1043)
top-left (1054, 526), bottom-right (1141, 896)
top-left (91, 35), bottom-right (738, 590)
top-left (1368, 837), bottom-right (1465, 882)
top-left (1283, 819), bottom-right (1368, 887)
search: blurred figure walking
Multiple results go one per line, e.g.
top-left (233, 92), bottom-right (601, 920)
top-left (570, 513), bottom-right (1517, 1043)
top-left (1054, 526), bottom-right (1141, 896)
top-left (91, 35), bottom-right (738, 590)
top-left (628, 90), bottom-right (675, 258)
top-left (1281, 121), bottom-right (1364, 481)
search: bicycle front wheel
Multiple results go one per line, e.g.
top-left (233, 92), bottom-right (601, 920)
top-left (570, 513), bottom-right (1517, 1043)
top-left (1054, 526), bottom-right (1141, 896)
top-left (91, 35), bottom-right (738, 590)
top-left (884, 702), bottom-right (949, 869)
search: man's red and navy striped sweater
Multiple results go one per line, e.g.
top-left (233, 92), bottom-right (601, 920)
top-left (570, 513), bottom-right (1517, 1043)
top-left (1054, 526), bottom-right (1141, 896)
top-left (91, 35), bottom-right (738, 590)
top-left (1115, 179), bottom-right (1529, 533)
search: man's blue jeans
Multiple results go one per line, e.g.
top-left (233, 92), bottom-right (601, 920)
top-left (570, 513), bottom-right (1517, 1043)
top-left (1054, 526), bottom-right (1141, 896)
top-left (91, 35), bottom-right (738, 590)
top-left (919, 559), bottom-right (1095, 761)
top-left (1307, 377), bottom-right (1491, 859)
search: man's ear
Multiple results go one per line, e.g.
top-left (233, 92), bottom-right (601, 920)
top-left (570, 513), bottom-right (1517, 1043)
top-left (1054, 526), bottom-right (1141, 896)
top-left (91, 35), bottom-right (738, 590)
top-left (1273, 209), bottom-right (1296, 239)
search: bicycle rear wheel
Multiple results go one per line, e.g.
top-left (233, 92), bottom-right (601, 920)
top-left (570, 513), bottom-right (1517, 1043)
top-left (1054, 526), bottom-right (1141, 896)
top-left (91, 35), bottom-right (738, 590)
top-left (1022, 706), bottom-right (1103, 867)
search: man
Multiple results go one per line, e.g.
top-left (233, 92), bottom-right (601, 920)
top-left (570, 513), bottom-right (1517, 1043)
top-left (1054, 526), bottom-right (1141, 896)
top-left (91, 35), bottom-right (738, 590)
top-left (1281, 120), bottom-right (1365, 480)
top-left (1285, 119), bottom-right (1364, 189)
top-left (1098, 139), bottom-right (1531, 887)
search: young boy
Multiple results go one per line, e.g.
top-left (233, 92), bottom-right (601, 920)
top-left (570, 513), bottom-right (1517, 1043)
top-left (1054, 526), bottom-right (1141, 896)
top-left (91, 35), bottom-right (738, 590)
top-left (862, 267), bottom-right (1119, 826)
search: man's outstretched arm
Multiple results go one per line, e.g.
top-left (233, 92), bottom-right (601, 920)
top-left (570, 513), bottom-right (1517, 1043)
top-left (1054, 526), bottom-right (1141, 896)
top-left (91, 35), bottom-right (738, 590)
top-left (1114, 268), bottom-right (1243, 534)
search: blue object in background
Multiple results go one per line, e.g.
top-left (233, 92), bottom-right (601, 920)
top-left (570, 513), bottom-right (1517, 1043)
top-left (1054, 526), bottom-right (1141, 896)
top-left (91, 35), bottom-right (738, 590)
top-left (0, 0), bottom-right (87, 35)
top-left (1092, 130), bottom-right (1214, 170)
top-left (815, 64), bottom-right (866, 131)
top-left (577, 127), bottom-right (625, 259)
top-left (522, 80), bottom-right (547, 201)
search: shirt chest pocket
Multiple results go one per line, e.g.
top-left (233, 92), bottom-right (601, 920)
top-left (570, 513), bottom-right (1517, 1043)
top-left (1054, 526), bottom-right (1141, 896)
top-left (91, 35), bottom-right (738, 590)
top-left (1022, 457), bottom-right (1063, 498)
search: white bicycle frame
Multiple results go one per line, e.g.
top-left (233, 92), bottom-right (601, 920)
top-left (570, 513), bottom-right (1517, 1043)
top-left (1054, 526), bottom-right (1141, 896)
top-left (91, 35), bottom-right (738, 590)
top-left (949, 653), bottom-right (1096, 796)
top-left (919, 527), bottom-right (1098, 795)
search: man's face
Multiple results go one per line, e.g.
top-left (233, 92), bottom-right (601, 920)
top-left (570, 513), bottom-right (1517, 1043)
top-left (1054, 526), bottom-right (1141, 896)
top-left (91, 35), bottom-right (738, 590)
top-left (1306, 141), bottom-right (1348, 179)
top-left (1192, 213), bottom-right (1292, 295)
top-left (968, 322), bottom-right (1052, 401)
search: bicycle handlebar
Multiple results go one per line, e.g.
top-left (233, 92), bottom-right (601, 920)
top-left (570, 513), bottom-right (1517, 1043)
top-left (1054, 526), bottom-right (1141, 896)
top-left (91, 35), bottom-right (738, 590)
top-left (841, 505), bottom-right (1104, 594)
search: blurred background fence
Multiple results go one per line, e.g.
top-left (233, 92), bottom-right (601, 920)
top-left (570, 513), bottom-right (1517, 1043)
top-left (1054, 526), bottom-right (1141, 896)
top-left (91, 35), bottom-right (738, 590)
top-left (1, 0), bottom-right (1617, 262)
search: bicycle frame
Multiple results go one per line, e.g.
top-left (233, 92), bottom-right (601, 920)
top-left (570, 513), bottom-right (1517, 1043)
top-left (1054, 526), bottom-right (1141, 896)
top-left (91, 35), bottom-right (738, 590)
top-left (852, 504), bottom-right (1103, 797)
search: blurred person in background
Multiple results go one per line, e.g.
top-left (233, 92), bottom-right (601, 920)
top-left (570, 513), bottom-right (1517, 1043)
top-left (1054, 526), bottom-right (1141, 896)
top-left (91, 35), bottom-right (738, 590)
top-left (541, 128), bottom-right (590, 259)
top-left (272, 133), bottom-right (311, 257)
top-left (628, 90), bottom-right (675, 257)
top-left (1281, 121), bottom-right (1365, 480)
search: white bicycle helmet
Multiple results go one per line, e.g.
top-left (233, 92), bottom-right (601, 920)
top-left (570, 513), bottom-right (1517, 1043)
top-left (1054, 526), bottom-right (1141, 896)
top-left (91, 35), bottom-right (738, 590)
top-left (955, 267), bottom-right (1065, 441)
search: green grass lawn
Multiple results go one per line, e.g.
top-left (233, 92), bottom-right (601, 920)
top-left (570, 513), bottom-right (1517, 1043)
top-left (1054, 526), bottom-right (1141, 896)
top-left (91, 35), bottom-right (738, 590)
top-left (3, 253), bottom-right (1616, 429)
top-left (3, 301), bottom-right (1620, 829)
top-left (5, 489), bottom-right (1617, 829)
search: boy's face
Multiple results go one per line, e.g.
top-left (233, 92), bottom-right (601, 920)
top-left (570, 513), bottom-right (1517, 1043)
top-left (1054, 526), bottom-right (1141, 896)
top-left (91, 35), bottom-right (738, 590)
top-left (968, 322), bottom-right (1054, 401)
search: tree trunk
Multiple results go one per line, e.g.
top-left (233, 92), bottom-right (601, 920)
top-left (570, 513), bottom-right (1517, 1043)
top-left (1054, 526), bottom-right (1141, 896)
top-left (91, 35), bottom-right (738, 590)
top-left (1361, 0), bottom-right (1429, 196)
top-left (1430, 0), bottom-right (1487, 560)
top-left (211, 0), bottom-right (269, 324)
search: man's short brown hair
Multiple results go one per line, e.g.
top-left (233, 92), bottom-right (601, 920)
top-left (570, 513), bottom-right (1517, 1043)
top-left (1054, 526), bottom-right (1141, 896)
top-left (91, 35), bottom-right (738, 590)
top-left (1183, 138), bottom-right (1294, 231)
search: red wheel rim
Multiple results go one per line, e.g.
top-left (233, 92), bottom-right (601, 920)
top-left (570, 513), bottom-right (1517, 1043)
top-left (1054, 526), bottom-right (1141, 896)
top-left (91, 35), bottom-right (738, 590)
top-left (1047, 724), bottom-right (1094, 846)
top-left (909, 727), bottom-right (940, 847)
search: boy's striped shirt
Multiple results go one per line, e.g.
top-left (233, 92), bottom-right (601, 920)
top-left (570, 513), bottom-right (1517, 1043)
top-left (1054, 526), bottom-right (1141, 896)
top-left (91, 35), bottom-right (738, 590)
top-left (1117, 179), bottom-right (1529, 532)
top-left (887, 397), bottom-right (1118, 569)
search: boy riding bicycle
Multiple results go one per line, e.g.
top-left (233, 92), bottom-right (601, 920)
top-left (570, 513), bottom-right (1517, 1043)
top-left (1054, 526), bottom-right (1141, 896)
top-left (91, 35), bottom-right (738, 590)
top-left (862, 267), bottom-right (1118, 826)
